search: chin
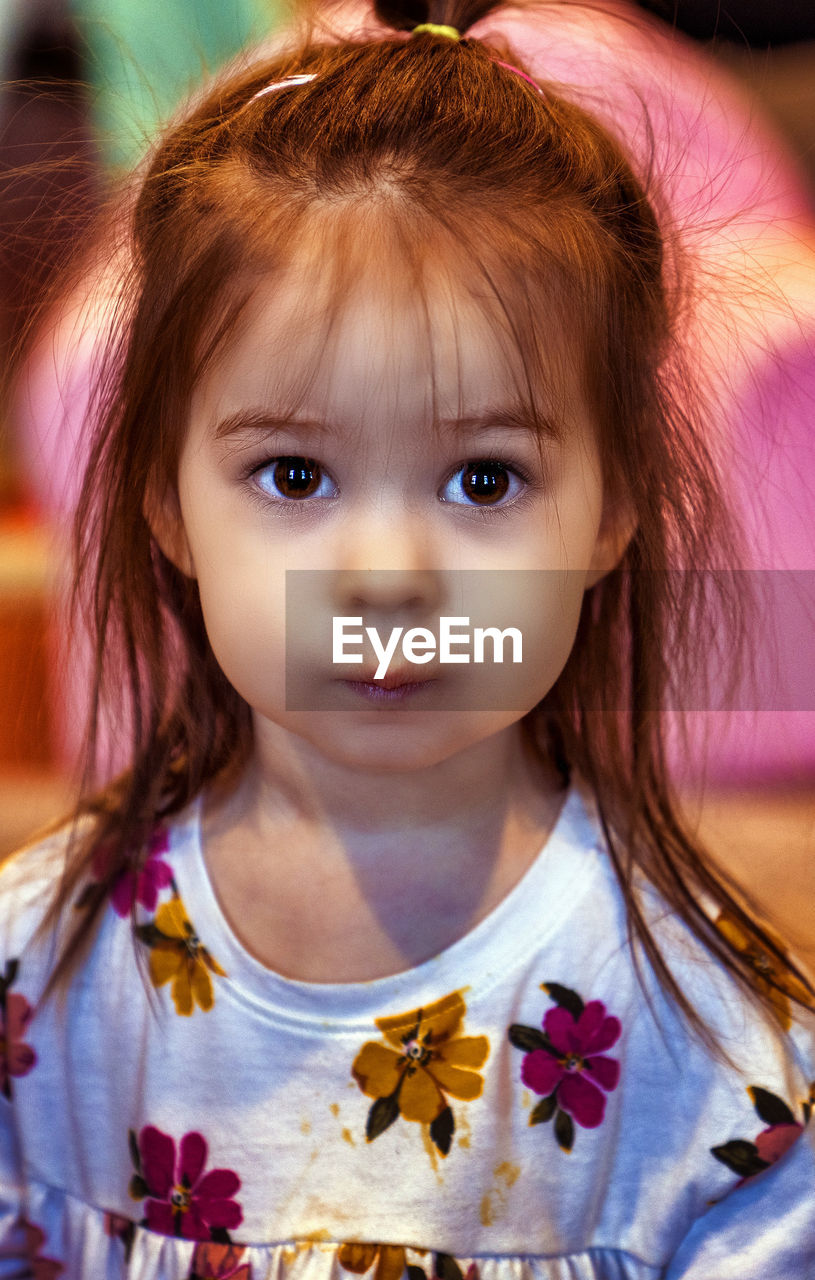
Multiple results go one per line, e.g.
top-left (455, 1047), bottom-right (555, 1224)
top-left (285, 711), bottom-right (516, 774)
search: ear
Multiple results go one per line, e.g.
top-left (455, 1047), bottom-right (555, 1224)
top-left (143, 481), bottom-right (196, 578)
top-left (585, 496), bottom-right (636, 589)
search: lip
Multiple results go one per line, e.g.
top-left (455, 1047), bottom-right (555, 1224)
top-left (340, 676), bottom-right (436, 704)
top-left (350, 668), bottom-right (436, 690)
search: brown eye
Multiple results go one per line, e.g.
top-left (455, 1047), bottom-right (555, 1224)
top-left (255, 456), bottom-right (337, 501)
top-left (463, 462), bottom-right (510, 503)
top-left (274, 457), bottom-right (321, 497)
top-left (442, 460), bottom-right (516, 506)
top-left (441, 460), bottom-right (525, 507)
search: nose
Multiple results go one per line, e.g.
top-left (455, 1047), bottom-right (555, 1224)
top-left (331, 502), bottom-right (444, 618)
top-left (335, 568), bottom-right (442, 616)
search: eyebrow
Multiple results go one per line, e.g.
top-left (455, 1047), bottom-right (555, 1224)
top-left (439, 408), bottom-right (561, 439)
top-left (214, 410), bottom-right (334, 441)
top-left (213, 404), bottom-right (560, 441)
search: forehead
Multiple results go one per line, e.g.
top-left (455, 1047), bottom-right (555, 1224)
top-left (190, 223), bottom-right (577, 430)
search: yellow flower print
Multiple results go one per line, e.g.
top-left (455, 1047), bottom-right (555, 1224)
top-left (339, 1242), bottom-right (408, 1280)
top-left (715, 912), bottom-right (813, 1031)
top-left (351, 990), bottom-right (489, 1156)
top-left (339, 1241), bottom-right (476, 1280)
top-left (137, 898), bottom-right (226, 1016)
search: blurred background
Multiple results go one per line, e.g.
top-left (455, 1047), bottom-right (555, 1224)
top-left (0, 0), bottom-right (282, 844)
top-left (0, 0), bottom-right (812, 966)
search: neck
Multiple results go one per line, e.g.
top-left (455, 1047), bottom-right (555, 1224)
top-left (200, 717), bottom-right (568, 981)
top-left (224, 717), bottom-right (562, 841)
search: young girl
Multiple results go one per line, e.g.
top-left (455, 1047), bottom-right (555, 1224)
top-left (2, 1), bottom-right (814, 1276)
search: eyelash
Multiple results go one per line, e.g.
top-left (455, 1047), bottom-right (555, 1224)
top-left (242, 455), bottom-right (538, 515)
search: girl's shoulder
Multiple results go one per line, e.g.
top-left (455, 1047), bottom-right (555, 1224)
top-left (0, 822), bottom-right (74, 953)
top-left (0, 810), bottom-right (190, 1001)
top-left (637, 868), bottom-right (814, 1052)
top-left (567, 788), bottom-right (815, 1083)
top-left (0, 823), bottom-right (81, 1025)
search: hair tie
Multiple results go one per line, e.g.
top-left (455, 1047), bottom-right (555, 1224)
top-left (411, 23), bottom-right (461, 40)
top-left (250, 72), bottom-right (317, 103)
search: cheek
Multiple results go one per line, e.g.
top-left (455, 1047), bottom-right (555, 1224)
top-left (480, 574), bottom-right (587, 713)
top-left (395, 567), bottom-right (585, 721)
top-left (526, 576), bottom-right (586, 689)
top-left (191, 542), bottom-right (289, 714)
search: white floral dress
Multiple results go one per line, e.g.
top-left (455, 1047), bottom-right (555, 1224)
top-left (0, 790), bottom-right (813, 1278)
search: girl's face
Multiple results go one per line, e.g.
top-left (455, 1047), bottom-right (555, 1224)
top-left (155, 244), bottom-right (626, 774)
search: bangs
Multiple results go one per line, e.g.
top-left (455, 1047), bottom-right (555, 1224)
top-left (179, 175), bottom-right (589, 462)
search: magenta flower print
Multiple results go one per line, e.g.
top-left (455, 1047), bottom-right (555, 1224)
top-left (103, 1212), bottom-right (136, 1261)
top-left (95, 830), bottom-right (173, 917)
top-left (1, 992), bottom-right (37, 1095)
top-left (128, 1125), bottom-right (243, 1241)
top-left (508, 982), bottom-right (621, 1151)
top-left (523, 1000), bottom-right (621, 1127)
top-left (0, 960), bottom-right (37, 1099)
top-left (21, 1220), bottom-right (63, 1279)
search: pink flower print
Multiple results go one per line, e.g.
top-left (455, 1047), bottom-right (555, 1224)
top-left (0, 991), bottom-right (36, 1097)
top-left (190, 1242), bottom-right (252, 1278)
top-left (509, 984), bottom-right (622, 1150)
top-left (21, 1220), bottom-right (64, 1279)
top-left (131, 1125), bottom-right (243, 1241)
top-left (95, 830), bottom-right (173, 917)
top-left (754, 1123), bottom-right (803, 1166)
top-left (521, 1000), bottom-right (621, 1128)
top-left (103, 1212), bottom-right (132, 1238)
top-left (103, 1212), bottom-right (135, 1260)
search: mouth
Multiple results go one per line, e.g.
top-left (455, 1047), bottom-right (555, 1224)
top-left (339, 670), bottom-right (437, 703)
top-left (356, 668), bottom-right (434, 689)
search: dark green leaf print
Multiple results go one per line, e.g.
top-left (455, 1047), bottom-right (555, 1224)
top-left (542, 983), bottom-right (585, 1020)
top-left (134, 922), bottom-right (167, 948)
top-left (711, 1140), bottom-right (770, 1179)
top-left (366, 1092), bottom-right (401, 1142)
top-left (529, 1094), bottom-right (558, 1126)
top-left (435, 1254), bottom-right (464, 1280)
top-left (748, 1086), bottom-right (796, 1128)
top-left (507, 1024), bottom-right (557, 1056)
top-left (429, 1105), bottom-right (455, 1157)
top-left (554, 1108), bottom-right (575, 1152)
top-left (129, 1174), bottom-right (150, 1200)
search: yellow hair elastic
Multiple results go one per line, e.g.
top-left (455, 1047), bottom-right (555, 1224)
top-left (411, 22), bottom-right (461, 40)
